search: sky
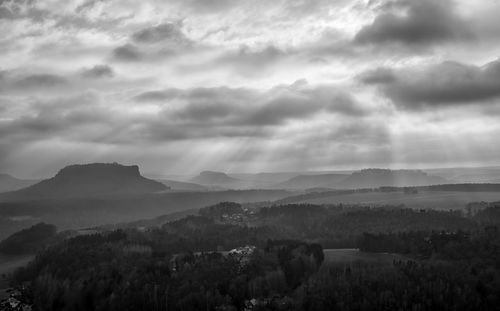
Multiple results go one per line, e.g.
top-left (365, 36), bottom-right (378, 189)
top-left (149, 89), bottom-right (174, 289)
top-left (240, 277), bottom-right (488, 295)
top-left (1, 0), bottom-right (500, 178)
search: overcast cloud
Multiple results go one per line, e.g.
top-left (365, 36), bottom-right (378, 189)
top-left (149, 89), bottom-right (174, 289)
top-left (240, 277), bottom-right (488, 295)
top-left (361, 59), bottom-right (500, 108)
top-left (354, 0), bottom-right (473, 47)
top-left (0, 0), bottom-right (500, 177)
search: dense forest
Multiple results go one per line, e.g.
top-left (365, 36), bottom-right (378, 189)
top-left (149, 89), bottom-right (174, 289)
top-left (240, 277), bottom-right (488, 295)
top-left (5, 202), bottom-right (500, 310)
top-left (12, 233), bottom-right (323, 310)
top-left (0, 223), bottom-right (57, 255)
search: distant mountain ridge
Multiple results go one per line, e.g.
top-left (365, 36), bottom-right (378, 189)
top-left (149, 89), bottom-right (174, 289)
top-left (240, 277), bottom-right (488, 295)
top-left (275, 169), bottom-right (448, 190)
top-left (275, 173), bottom-right (349, 189)
top-left (191, 171), bottom-right (240, 186)
top-left (0, 174), bottom-right (38, 193)
top-left (338, 169), bottom-right (448, 189)
top-left (1, 163), bottom-right (168, 199)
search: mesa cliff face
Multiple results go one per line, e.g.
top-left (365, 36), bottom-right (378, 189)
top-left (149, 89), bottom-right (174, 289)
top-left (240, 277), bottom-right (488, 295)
top-left (5, 163), bottom-right (168, 199)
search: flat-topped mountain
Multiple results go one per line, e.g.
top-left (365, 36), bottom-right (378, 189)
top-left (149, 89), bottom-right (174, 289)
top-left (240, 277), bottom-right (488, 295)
top-left (190, 171), bottom-right (240, 186)
top-left (2, 163), bottom-right (168, 199)
top-left (338, 169), bottom-right (448, 189)
top-left (0, 174), bottom-right (38, 193)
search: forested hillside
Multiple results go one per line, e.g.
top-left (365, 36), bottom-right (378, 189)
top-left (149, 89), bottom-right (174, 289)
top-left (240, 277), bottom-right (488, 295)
top-left (7, 203), bottom-right (500, 310)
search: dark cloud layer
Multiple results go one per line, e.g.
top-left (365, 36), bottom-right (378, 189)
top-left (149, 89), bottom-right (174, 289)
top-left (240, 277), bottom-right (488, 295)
top-left (132, 23), bottom-right (189, 45)
top-left (4, 73), bottom-right (68, 91)
top-left (362, 58), bottom-right (500, 108)
top-left (111, 23), bottom-right (192, 62)
top-left (75, 0), bottom-right (105, 13)
top-left (0, 82), bottom-right (371, 154)
top-left (359, 67), bottom-right (396, 84)
top-left (355, 0), bottom-right (472, 47)
top-left (0, 92), bottom-right (106, 141)
top-left (0, 0), bottom-right (130, 31)
top-left (112, 44), bottom-right (142, 61)
top-left (80, 64), bottom-right (114, 78)
top-left (216, 45), bottom-right (287, 68)
top-left (0, 0), bottom-right (41, 20)
top-left (172, 0), bottom-right (239, 13)
top-left (134, 83), bottom-right (367, 127)
top-left (133, 90), bottom-right (178, 102)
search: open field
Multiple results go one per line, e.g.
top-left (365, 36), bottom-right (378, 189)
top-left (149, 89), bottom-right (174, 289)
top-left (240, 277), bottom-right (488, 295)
top-left (323, 249), bottom-right (409, 264)
top-left (296, 191), bottom-right (500, 210)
